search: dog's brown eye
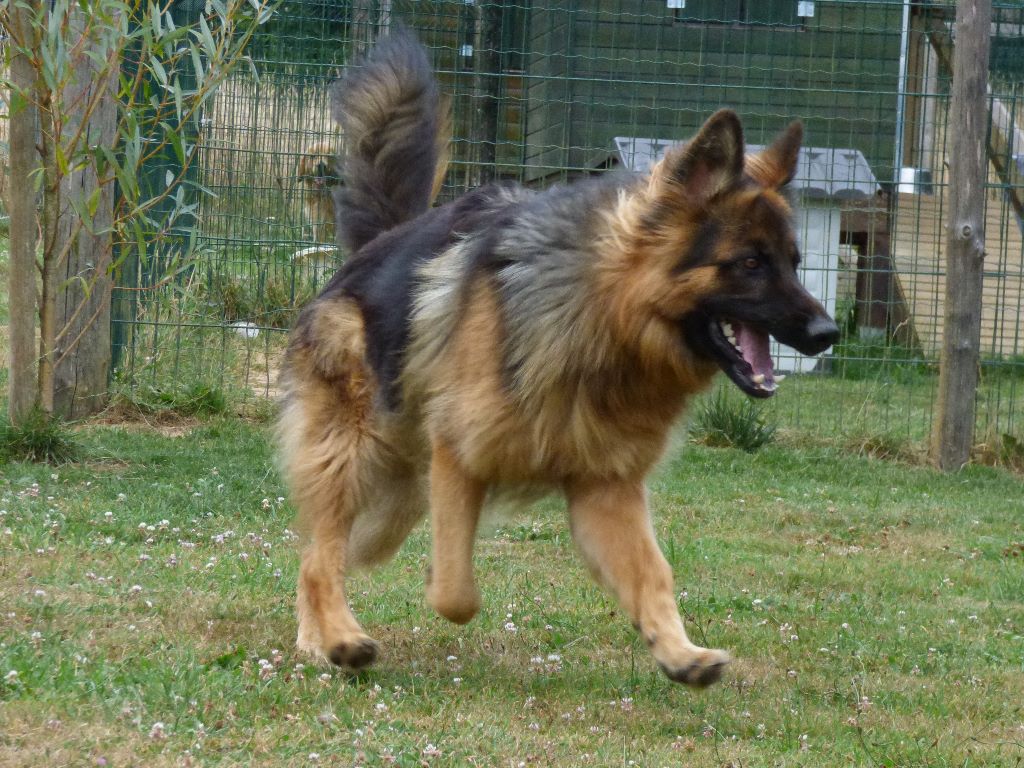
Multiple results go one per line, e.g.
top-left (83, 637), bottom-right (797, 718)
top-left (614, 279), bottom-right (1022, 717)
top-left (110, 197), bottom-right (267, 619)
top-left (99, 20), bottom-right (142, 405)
top-left (744, 257), bottom-right (760, 270)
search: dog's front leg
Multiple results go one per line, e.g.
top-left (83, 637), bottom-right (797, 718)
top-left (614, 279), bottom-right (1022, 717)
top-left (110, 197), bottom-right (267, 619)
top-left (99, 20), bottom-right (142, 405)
top-left (566, 478), bottom-right (730, 688)
top-left (426, 439), bottom-right (486, 624)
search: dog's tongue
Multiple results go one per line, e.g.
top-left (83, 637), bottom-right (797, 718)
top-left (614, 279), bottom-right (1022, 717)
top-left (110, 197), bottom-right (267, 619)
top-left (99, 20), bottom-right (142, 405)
top-left (738, 324), bottom-right (774, 383)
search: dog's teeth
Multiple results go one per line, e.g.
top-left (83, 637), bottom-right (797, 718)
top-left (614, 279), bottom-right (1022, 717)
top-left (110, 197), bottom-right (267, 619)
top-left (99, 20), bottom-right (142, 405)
top-left (752, 374), bottom-right (765, 384)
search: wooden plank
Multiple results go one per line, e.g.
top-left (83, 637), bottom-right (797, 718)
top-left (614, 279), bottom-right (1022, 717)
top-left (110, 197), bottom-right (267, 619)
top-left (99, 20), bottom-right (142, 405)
top-left (892, 167), bottom-right (1024, 362)
top-left (921, 6), bottom-right (1023, 220)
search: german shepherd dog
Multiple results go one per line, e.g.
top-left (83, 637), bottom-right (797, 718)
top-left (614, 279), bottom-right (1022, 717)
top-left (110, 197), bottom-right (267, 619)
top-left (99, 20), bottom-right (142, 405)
top-left (278, 29), bottom-right (839, 687)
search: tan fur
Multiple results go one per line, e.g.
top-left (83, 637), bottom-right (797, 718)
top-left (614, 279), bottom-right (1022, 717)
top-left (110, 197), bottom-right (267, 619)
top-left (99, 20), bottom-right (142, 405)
top-left (278, 298), bottom-right (425, 664)
top-left (279, 109), bottom-right (809, 686)
top-left (431, 93), bottom-right (453, 204)
top-left (745, 121), bottom-right (804, 189)
top-left (297, 142), bottom-right (339, 243)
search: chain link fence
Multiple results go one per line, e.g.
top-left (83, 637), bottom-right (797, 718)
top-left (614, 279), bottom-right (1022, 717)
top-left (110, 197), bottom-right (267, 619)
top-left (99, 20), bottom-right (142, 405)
top-left (109, 0), bottom-right (1024, 452)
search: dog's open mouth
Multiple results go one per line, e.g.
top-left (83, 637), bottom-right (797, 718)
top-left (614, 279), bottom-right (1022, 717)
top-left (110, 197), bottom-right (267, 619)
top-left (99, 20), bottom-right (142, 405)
top-left (707, 318), bottom-right (783, 398)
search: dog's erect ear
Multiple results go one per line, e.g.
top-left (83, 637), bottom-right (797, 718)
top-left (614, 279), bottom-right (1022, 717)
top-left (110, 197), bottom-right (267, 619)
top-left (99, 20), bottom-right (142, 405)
top-left (662, 109), bottom-right (744, 202)
top-left (747, 120), bottom-right (803, 189)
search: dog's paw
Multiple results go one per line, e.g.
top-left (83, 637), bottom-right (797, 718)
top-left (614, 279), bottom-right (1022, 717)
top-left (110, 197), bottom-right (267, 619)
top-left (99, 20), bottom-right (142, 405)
top-left (327, 636), bottom-right (380, 670)
top-left (427, 582), bottom-right (480, 625)
top-left (659, 648), bottom-right (731, 688)
top-left (296, 626), bottom-right (325, 661)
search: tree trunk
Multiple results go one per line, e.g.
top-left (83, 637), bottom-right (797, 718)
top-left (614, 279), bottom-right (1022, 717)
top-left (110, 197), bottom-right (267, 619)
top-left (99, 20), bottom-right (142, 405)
top-left (37, 90), bottom-right (58, 416)
top-left (931, 0), bottom-right (992, 470)
top-left (51, 9), bottom-right (117, 419)
top-left (6, 2), bottom-right (40, 424)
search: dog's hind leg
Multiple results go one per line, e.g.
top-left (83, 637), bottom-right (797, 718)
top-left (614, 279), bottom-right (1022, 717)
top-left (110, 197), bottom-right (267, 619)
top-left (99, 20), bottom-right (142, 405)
top-left (279, 305), bottom-right (382, 669)
top-left (286, 403), bottom-right (379, 668)
top-left (297, 498), bottom-right (379, 669)
top-left (566, 479), bottom-right (731, 688)
top-left (347, 458), bottom-right (426, 569)
top-left (425, 439), bottom-right (487, 624)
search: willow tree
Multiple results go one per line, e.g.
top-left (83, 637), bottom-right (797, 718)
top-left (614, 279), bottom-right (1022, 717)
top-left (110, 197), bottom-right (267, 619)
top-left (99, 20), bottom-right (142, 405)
top-left (2, 0), bottom-right (274, 422)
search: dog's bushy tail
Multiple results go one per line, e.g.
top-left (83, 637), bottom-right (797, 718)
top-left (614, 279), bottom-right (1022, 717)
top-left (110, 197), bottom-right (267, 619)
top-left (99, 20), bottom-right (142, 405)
top-left (332, 27), bottom-right (450, 253)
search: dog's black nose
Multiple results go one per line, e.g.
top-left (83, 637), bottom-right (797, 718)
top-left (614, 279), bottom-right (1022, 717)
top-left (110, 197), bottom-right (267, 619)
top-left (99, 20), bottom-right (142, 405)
top-left (806, 316), bottom-right (840, 352)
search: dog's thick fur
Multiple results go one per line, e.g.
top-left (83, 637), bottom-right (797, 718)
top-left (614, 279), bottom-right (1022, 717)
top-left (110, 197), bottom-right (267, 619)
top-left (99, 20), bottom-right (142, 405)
top-left (278, 29), bottom-right (839, 686)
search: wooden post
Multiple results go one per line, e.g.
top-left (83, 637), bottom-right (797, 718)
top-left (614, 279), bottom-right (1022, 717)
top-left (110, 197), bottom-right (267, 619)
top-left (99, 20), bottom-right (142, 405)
top-left (50, 9), bottom-right (117, 419)
top-left (475, 2), bottom-right (503, 184)
top-left (931, 0), bottom-right (992, 470)
top-left (350, 1), bottom-right (375, 55)
top-left (6, 3), bottom-right (40, 423)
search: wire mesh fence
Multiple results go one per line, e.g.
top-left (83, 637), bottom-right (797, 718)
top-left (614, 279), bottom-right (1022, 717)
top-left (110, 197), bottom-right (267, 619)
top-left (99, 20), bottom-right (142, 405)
top-left (109, 0), bottom-right (1024, 451)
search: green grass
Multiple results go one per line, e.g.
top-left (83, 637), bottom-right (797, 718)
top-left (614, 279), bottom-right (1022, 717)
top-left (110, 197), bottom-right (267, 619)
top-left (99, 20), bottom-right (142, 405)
top-left (1, 420), bottom-right (1022, 766)
top-left (110, 382), bottom-right (231, 418)
top-left (691, 387), bottom-right (777, 452)
top-left (0, 407), bottom-right (80, 464)
top-left (759, 372), bottom-right (1023, 453)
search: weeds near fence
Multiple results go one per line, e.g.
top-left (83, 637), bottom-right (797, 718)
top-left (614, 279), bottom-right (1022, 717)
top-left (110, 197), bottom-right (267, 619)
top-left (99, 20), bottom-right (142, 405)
top-left (976, 428), bottom-right (1024, 472)
top-left (842, 430), bottom-right (921, 464)
top-left (690, 387), bottom-right (777, 452)
top-left (829, 337), bottom-right (935, 383)
top-left (208, 269), bottom-right (318, 329)
top-left (0, 408), bottom-right (79, 464)
top-left (111, 383), bottom-right (230, 419)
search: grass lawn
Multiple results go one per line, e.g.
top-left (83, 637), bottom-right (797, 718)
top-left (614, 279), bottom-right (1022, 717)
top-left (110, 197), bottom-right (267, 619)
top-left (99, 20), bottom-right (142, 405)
top-left (1, 420), bottom-right (1022, 766)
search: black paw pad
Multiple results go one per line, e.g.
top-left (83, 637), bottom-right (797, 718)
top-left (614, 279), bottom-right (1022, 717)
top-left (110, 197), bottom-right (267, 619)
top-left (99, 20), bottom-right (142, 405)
top-left (328, 637), bottom-right (379, 669)
top-left (661, 658), bottom-right (728, 688)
